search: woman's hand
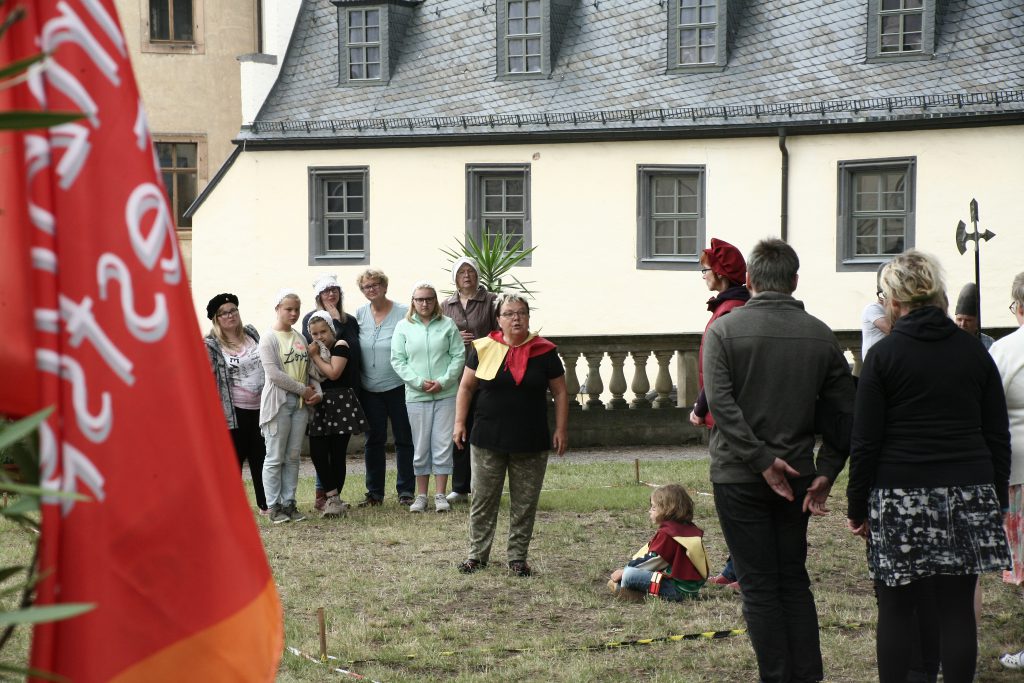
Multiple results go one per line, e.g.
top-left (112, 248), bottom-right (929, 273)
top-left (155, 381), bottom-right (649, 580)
top-left (459, 330), bottom-right (474, 344)
top-left (689, 409), bottom-right (705, 427)
top-left (552, 427), bottom-right (568, 456)
top-left (421, 380), bottom-right (441, 393)
top-left (303, 385), bottom-right (318, 403)
top-left (336, 339), bottom-right (349, 348)
top-left (610, 568), bottom-right (623, 583)
top-left (323, 301), bottom-right (341, 321)
top-left (846, 518), bottom-right (869, 539)
top-left (453, 423), bottom-right (467, 448)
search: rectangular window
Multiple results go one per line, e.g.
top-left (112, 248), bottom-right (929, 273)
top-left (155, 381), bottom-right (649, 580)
top-left (155, 141), bottom-right (198, 228)
top-left (879, 0), bottom-right (923, 53)
top-left (466, 164), bottom-right (532, 264)
top-left (506, 0), bottom-right (542, 73)
top-left (677, 0), bottom-right (716, 65)
top-left (308, 167), bottom-right (370, 265)
top-left (637, 165), bottom-right (705, 270)
top-left (837, 158), bottom-right (916, 270)
top-left (149, 0), bottom-right (193, 43)
top-left (347, 9), bottom-right (382, 80)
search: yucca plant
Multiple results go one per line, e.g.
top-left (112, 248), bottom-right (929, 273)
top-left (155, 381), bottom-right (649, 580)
top-left (440, 232), bottom-right (538, 297)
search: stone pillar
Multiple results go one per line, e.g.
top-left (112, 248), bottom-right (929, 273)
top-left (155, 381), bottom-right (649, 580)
top-left (629, 350), bottom-right (652, 409)
top-left (607, 351), bottom-right (628, 410)
top-left (652, 350), bottom-right (674, 409)
top-left (561, 351), bottom-right (582, 410)
top-left (851, 347), bottom-right (863, 378)
top-left (583, 351), bottom-right (605, 410)
top-left (678, 349), bottom-right (699, 408)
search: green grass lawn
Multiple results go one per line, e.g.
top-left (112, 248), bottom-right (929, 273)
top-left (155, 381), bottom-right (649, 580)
top-left (3, 458), bottom-right (1024, 681)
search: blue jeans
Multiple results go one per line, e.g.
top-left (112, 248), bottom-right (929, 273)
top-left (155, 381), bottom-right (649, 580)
top-left (360, 386), bottom-right (414, 499)
top-left (406, 396), bottom-right (456, 476)
top-left (714, 476), bottom-right (822, 683)
top-left (621, 566), bottom-right (681, 601)
top-left (261, 396), bottom-right (308, 508)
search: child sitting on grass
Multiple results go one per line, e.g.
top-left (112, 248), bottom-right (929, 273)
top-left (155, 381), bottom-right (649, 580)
top-left (608, 484), bottom-right (710, 601)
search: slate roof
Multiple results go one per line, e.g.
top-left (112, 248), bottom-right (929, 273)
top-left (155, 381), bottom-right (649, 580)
top-left (245, 0), bottom-right (1024, 141)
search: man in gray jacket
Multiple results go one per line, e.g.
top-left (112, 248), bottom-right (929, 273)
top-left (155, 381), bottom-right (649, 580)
top-left (703, 238), bottom-right (855, 683)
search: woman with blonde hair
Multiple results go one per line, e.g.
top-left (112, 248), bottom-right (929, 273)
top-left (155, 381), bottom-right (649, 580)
top-left (204, 293), bottom-right (267, 514)
top-left (391, 281), bottom-right (465, 512)
top-left (260, 290), bottom-right (320, 525)
top-left (847, 250), bottom-right (1010, 682)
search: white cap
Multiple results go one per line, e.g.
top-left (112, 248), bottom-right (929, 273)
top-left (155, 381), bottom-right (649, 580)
top-left (273, 288), bottom-right (300, 307)
top-left (451, 257), bottom-right (480, 285)
top-left (312, 274), bottom-right (341, 298)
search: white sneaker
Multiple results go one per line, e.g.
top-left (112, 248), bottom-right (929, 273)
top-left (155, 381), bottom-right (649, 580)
top-left (321, 495), bottom-right (347, 518)
top-left (1001, 651), bottom-right (1024, 669)
top-left (446, 491), bottom-right (469, 504)
top-left (434, 493), bottom-right (451, 513)
top-left (409, 494), bottom-right (428, 513)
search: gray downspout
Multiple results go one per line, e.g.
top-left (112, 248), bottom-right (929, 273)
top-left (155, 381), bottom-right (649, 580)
top-left (778, 128), bottom-right (789, 242)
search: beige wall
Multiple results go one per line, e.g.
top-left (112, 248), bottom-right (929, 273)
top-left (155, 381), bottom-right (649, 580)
top-left (191, 125), bottom-right (1024, 336)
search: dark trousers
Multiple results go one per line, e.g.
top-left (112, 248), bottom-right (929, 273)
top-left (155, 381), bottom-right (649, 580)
top-left (450, 397), bottom-right (476, 494)
top-left (360, 386), bottom-right (414, 500)
top-left (714, 476), bottom-right (822, 683)
top-left (231, 407), bottom-right (267, 510)
top-left (875, 574), bottom-right (976, 683)
top-left (309, 433), bottom-right (351, 494)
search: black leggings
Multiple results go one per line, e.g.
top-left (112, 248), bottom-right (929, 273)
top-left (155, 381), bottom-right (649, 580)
top-left (231, 408), bottom-right (267, 510)
top-left (309, 433), bottom-right (352, 494)
top-left (875, 574), bottom-right (977, 683)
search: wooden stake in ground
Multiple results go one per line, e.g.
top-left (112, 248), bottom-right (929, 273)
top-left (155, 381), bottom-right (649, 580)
top-left (634, 458), bottom-right (640, 485)
top-left (317, 607), bottom-right (327, 662)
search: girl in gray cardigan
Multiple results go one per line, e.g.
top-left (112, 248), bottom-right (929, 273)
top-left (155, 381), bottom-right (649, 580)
top-left (260, 290), bottom-right (321, 524)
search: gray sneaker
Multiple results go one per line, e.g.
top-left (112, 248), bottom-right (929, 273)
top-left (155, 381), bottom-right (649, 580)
top-left (269, 504), bottom-right (290, 524)
top-left (285, 502), bottom-right (306, 522)
top-left (409, 494), bottom-right (428, 513)
top-left (434, 493), bottom-right (451, 513)
top-left (446, 491), bottom-right (469, 504)
top-left (321, 495), bottom-right (347, 518)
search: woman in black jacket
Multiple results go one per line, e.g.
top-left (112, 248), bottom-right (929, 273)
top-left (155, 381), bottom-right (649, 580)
top-left (846, 250), bottom-right (1011, 683)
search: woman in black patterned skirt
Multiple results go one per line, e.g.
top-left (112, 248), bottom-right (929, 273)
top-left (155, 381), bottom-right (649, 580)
top-left (846, 249), bottom-right (1011, 683)
top-left (307, 311), bottom-right (367, 517)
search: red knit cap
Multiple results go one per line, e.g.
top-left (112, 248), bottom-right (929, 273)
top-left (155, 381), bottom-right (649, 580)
top-left (702, 238), bottom-right (746, 285)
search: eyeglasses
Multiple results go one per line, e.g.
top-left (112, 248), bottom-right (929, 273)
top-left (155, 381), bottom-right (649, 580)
top-left (499, 311), bottom-right (529, 319)
top-left (360, 282), bottom-right (382, 292)
top-left (216, 308), bottom-right (239, 318)
top-left (700, 268), bottom-right (712, 274)
top-left (413, 297), bottom-right (436, 304)
top-left (1011, 301), bottom-right (1020, 314)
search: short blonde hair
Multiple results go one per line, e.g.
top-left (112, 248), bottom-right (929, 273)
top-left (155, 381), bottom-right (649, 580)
top-left (651, 484), bottom-right (694, 524)
top-left (356, 268), bottom-right (390, 290)
top-left (1012, 272), bottom-right (1024, 306)
top-left (880, 250), bottom-right (946, 310)
top-left (495, 292), bottom-right (530, 316)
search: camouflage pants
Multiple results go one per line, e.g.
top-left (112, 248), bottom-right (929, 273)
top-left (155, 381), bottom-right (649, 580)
top-left (468, 446), bottom-right (549, 564)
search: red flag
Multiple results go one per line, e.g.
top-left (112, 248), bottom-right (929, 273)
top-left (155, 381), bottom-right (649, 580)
top-left (0, 2), bottom-right (282, 680)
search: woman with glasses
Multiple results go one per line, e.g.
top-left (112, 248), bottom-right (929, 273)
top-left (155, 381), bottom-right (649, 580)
top-left (454, 293), bottom-right (569, 577)
top-left (204, 293), bottom-right (268, 514)
top-left (991, 274), bottom-right (1024, 669)
top-left (301, 274), bottom-right (361, 510)
top-left (847, 251), bottom-right (1010, 682)
top-left (354, 269), bottom-right (416, 507)
top-left (441, 257), bottom-right (499, 505)
top-left (689, 238), bottom-right (749, 590)
top-left (391, 282), bottom-right (465, 512)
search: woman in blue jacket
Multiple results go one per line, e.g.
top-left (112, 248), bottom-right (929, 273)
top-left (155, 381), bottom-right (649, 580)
top-left (391, 281), bottom-right (465, 513)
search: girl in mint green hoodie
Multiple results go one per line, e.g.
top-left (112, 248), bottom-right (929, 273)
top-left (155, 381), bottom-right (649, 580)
top-left (391, 282), bottom-right (466, 512)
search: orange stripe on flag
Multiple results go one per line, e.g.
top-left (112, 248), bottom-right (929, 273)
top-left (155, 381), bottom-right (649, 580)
top-left (111, 579), bottom-right (282, 683)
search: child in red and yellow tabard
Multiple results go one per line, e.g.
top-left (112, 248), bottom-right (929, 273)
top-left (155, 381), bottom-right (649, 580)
top-left (608, 484), bottom-right (710, 601)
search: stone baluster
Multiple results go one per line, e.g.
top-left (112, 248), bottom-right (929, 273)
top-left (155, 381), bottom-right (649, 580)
top-left (560, 351), bottom-right (582, 410)
top-left (629, 350), bottom-right (652, 409)
top-left (607, 351), bottom-right (629, 410)
top-left (582, 351), bottom-right (605, 409)
top-left (652, 350), bottom-right (674, 409)
top-left (850, 347), bottom-right (863, 378)
top-left (678, 349), bottom-right (700, 408)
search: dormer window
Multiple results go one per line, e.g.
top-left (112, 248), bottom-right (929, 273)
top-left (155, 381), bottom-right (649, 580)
top-left (866, 0), bottom-right (935, 60)
top-left (667, 0), bottom-right (727, 72)
top-left (496, 0), bottom-right (574, 80)
top-left (507, 1), bottom-right (542, 73)
top-left (333, 0), bottom-right (421, 85)
top-left (347, 9), bottom-right (381, 80)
